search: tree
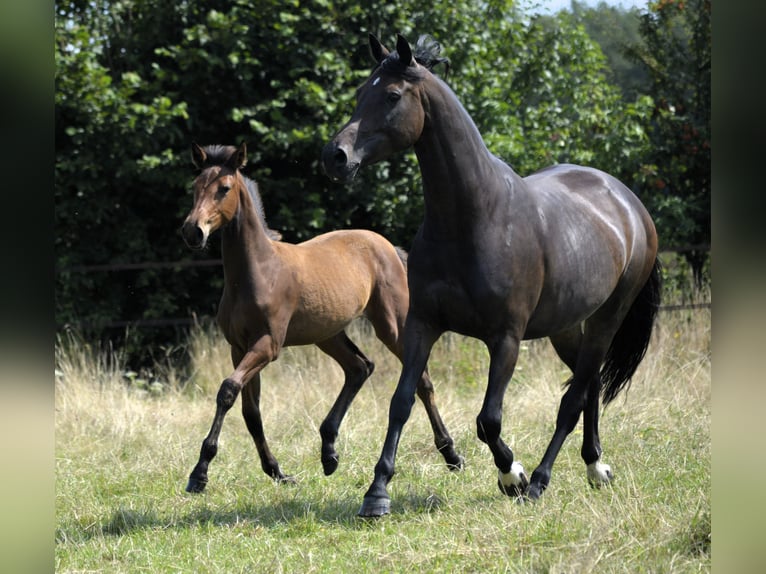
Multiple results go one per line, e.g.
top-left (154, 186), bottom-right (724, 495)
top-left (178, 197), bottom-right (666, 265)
top-left (55, 0), bottom-right (653, 362)
top-left (626, 0), bottom-right (711, 286)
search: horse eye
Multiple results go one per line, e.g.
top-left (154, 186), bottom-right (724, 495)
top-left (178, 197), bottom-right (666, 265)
top-left (387, 91), bottom-right (401, 103)
top-left (216, 184), bottom-right (231, 197)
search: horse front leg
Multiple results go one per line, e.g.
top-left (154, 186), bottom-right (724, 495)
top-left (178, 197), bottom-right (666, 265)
top-left (358, 319), bottom-right (440, 517)
top-left (477, 335), bottom-right (528, 498)
top-left (186, 342), bottom-right (273, 493)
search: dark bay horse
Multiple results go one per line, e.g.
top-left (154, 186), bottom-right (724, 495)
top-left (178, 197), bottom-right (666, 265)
top-left (181, 142), bottom-right (462, 493)
top-left (322, 34), bottom-right (661, 517)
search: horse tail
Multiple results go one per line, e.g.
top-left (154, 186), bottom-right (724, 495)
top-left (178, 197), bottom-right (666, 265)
top-left (600, 258), bottom-right (662, 405)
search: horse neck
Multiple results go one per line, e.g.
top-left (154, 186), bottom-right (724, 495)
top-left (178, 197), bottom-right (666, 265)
top-left (415, 77), bottom-right (522, 235)
top-left (220, 180), bottom-right (275, 283)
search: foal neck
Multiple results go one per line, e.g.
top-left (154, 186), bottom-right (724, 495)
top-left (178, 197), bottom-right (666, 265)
top-left (220, 175), bottom-right (276, 270)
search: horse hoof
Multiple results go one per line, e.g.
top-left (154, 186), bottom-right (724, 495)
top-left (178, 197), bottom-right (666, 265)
top-left (276, 474), bottom-right (298, 485)
top-left (497, 461), bottom-right (528, 497)
top-left (587, 461), bottom-right (613, 487)
top-left (322, 456), bottom-right (339, 476)
top-left (185, 477), bottom-right (207, 493)
top-left (525, 482), bottom-right (545, 500)
top-left (358, 495), bottom-right (391, 518)
top-left (447, 455), bottom-right (465, 472)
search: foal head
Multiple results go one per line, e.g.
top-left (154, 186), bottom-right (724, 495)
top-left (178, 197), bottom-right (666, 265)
top-left (182, 143), bottom-right (247, 249)
top-left (182, 142), bottom-right (281, 249)
top-left (322, 34), bottom-right (449, 182)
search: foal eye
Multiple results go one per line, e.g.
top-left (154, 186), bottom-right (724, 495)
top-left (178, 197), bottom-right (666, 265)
top-left (387, 91), bottom-right (401, 103)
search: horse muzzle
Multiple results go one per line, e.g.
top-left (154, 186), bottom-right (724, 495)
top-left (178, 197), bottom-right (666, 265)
top-left (321, 141), bottom-right (360, 182)
top-left (181, 221), bottom-right (208, 250)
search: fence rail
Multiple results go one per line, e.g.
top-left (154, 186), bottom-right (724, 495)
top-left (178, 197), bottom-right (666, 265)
top-left (56, 245), bottom-right (710, 330)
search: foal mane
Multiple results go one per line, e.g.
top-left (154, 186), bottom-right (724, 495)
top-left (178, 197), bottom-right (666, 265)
top-left (379, 34), bottom-right (451, 79)
top-left (199, 145), bottom-right (282, 241)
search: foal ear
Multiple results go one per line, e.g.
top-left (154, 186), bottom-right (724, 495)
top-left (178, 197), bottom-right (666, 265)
top-left (231, 142), bottom-right (248, 170)
top-left (191, 142), bottom-right (207, 169)
top-left (396, 34), bottom-right (414, 67)
top-left (369, 33), bottom-right (390, 64)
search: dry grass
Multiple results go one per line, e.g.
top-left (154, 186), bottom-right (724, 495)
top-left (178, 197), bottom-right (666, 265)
top-left (55, 309), bottom-right (710, 572)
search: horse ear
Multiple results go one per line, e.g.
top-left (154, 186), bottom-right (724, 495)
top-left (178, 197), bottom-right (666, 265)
top-left (191, 142), bottom-right (206, 169)
top-left (227, 142), bottom-right (248, 170)
top-left (369, 33), bottom-right (389, 64)
top-left (396, 33), bottom-right (414, 66)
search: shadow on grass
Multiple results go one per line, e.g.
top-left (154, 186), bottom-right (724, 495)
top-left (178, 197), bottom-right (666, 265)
top-left (59, 488), bottom-right (448, 543)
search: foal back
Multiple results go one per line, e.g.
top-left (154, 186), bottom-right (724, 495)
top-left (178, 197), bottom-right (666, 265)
top-left (268, 229), bottom-right (410, 348)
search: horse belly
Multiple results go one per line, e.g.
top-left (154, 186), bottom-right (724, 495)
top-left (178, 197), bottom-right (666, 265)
top-left (524, 264), bottom-right (620, 338)
top-left (283, 289), bottom-right (367, 346)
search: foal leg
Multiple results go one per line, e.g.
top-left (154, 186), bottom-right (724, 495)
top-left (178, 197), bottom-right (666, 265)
top-left (416, 370), bottom-right (464, 470)
top-left (477, 335), bottom-right (528, 498)
top-left (367, 307), bottom-right (461, 471)
top-left (315, 331), bottom-right (375, 476)
top-left (186, 341), bottom-right (273, 493)
top-left (240, 372), bottom-right (293, 482)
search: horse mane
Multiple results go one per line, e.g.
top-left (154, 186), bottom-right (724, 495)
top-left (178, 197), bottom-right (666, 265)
top-left (200, 145), bottom-right (282, 241)
top-left (380, 34), bottom-right (451, 79)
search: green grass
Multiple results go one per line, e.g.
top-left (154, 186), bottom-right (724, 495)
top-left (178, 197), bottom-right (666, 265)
top-left (55, 310), bottom-right (710, 572)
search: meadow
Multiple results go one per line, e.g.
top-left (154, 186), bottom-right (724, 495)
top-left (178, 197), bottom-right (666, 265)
top-left (55, 308), bottom-right (710, 573)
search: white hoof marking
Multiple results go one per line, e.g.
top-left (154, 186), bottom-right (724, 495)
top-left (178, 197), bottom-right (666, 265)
top-left (587, 461), bottom-right (613, 486)
top-left (499, 461), bottom-right (527, 488)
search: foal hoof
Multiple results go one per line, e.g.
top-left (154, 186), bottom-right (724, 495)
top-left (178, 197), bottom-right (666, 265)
top-left (358, 495), bottom-right (391, 518)
top-left (497, 461), bottom-right (528, 498)
top-left (275, 474), bottom-right (298, 485)
top-left (185, 477), bottom-right (207, 493)
top-left (322, 455), bottom-right (339, 476)
top-left (447, 455), bottom-right (465, 472)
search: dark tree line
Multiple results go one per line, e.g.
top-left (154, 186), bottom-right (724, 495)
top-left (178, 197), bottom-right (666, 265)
top-left (55, 0), bottom-right (710, 362)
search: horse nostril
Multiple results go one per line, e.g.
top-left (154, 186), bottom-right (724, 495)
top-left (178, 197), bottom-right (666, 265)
top-left (182, 222), bottom-right (204, 247)
top-left (333, 148), bottom-right (348, 167)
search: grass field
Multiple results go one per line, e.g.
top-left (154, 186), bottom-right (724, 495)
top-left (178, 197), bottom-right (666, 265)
top-left (55, 309), bottom-right (710, 572)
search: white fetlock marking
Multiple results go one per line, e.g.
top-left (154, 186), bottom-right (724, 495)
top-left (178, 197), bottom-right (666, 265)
top-left (499, 461), bottom-right (526, 488)
top-left (587, 461), bottom-right (613, 486)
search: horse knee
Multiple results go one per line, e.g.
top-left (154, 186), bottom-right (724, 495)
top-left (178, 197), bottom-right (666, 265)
top-left (476, 414), bottom-right (501, 445)
top-left (216, 378), bottom-right (240, 410)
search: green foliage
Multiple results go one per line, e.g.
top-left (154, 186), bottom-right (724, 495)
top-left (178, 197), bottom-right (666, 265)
top-left (626, 0), bottom-right (711, 284)
top-left (570, 0), bottom-right (650, 101)
top-left (55, 0), bottom-right (710, 363)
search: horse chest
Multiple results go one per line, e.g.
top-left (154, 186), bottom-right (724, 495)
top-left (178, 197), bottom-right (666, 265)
top-left (409, 252), bottom-right (511, 335)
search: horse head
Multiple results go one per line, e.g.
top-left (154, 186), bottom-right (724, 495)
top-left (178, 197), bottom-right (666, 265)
top-left (322, 34), bottom-right (447, 182)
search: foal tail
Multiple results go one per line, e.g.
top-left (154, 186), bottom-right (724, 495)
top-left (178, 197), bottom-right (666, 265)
top-left (600, 258), bottom-right (663, 405)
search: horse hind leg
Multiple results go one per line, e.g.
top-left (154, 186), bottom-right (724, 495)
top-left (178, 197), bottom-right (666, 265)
top-left (315, 331), bottom-right (375, 476)
top-left (549, 327), bottom-right (611, 487)
top-left (526, 326), bottom-right (613, 500)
